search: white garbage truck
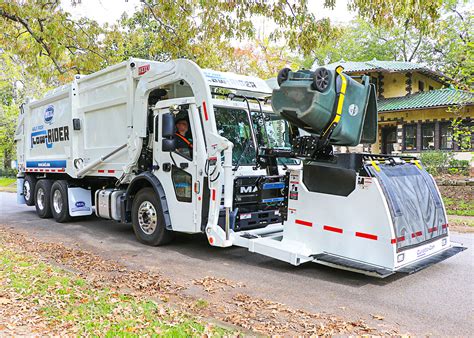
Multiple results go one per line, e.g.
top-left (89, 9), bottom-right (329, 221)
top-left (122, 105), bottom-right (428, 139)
top-left (15, 58), bottom-right (464, 277)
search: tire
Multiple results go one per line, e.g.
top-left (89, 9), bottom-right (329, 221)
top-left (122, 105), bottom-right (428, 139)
top-left (277, 67), bottom-right (292, 86)
top-left (23, 175), bottom-right (37, 206)
top-left (34, 179), bottom-right (53, 218)
top-left (312, 67), bottom-right (331, 92)
top-left (132, 188), bottom-right (174, 246)
top-left (50, 180), bottom-right (71, 223)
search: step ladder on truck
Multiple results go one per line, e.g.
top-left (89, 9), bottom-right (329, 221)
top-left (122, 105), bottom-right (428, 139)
top-left (15, 58), bottom-right (465, 277)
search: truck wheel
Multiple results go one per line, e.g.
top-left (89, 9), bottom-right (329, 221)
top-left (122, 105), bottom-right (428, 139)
top-left (23, 175), bottom-right (37, 206)
top-left (51, 180), bottom-right (71, 223)
top-left (277, 67), bottom-right (292, 86)
top-left (34, 180), bottom-right (53, 218)
top-left (132, 188), bottom-right (174, 246)
top-left (312, 67), bottom-right (331, 92)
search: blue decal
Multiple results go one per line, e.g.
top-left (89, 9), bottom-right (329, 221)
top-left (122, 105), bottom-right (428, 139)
top-left (75, 201), bottom-right (85, 208)
top-left (26, 160), bottom-right (66, 168)
top-left (44, 105), bottom-right (54, 124)
top-left (262, 182), bottom-right (285, 190)
top-left (262, 197), bottom-right (284, 203)
top-left (30, 130), bottom-right (52, 148)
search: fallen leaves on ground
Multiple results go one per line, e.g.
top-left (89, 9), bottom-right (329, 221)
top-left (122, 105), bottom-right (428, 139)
top-left (192, 276), bottom-right (245, 294)
top-left (0, 226), bottom-right (397, 335)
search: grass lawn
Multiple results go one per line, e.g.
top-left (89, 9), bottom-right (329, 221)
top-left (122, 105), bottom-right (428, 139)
top-left (0, 177), bottom-right (16, 187)
top-left (0, 244), bottom-right (231, 336)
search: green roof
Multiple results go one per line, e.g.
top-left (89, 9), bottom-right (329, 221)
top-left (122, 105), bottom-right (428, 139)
top-left (320, 59), bottom-right (450, 84)
top-left (377, 88), bottom-right (474, 112)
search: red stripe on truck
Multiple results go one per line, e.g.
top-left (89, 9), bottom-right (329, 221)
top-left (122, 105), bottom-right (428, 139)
top-left (355, 232), bottom-right (378, 240)
top-left (428, 226), bottom-right (438, 233)
top-left (202, 101), bottom-right (209, 121)
top-left (295, 219), bottom-right (312, 227)
top-left (98, 170), bottom-right (105, 173)
top-left (108, 170), bottom-right (115, 174)
top-left (391, 235), bottom-right (406, 244)
top-left (323, 225), bottom-right (343, 233)
top-left (411, 231), bottom-right (423, 238)
top-left (211, 189), bottom-right (216, 201)
top-left (442, 224), bottom-right (448, 229)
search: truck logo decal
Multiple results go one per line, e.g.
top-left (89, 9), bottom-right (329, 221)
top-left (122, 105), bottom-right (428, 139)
top-left (417, 244), bottom-right (435, 258)
top-left (44, 105), bottom-right (54, 124)
top-left (138, 64), bottom-right (150, 75)
top-left (26, 160), bottom-right (66, 168)
top-left (71, 200), bottom-right (90, 212)
top-left (30, 125), bottom-right (70, 149)
top-left (240, 186), bottom-right (258, 194)
top-left (348, 104), bottom-right (359, 116)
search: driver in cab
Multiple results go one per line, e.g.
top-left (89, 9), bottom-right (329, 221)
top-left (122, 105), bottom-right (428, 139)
top-left (175, 118), bottom-right (193, 158)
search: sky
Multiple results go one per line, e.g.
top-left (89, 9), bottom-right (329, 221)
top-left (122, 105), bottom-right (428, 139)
top-left (61, 0), bottom-right (355, 26)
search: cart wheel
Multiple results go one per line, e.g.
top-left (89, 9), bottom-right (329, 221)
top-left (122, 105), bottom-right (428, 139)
top-left (51, 180), bottom-right (71, 223)
top-left (132, 188), bottom-right (174, 246)
top-left (23, 175), bottom-right (37, 206)
top-left (34, 179), bottom-right (53, 218)
top-left (277, 68), bottom-right (292, 86)
top-left (312, 67), bottom-right (331, 92)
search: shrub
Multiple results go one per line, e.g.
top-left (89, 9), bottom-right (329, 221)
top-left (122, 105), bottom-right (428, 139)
top-left (419, 151), bottom-right (452, 176)
top-left (448, 158), bottom-right (470, 176)
top-left (0, 168), bottom-right (17, 177)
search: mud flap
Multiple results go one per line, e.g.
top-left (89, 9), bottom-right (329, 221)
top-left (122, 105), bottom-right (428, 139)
top-left (396, 245), bottom-right (466, 274)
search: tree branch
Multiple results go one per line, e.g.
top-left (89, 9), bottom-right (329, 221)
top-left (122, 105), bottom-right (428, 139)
top-left (142, 1), bottom-right (176, 34)
top-left (0, 9), bottom-right (66, 74)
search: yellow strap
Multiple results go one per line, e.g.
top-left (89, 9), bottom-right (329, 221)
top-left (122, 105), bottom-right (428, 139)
top-left (371, 160), bottom-right (380, 172)
top-left (322, 66), bottom-right (347, 136)
top-left (413, 160), bottom-right (422, 169)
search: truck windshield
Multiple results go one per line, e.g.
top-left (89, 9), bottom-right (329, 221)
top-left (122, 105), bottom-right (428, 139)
top-left (215, 106), bottom-right (256, 166)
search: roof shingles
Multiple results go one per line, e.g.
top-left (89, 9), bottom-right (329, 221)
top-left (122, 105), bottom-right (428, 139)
top-left (320, 59), bottom-right (450, 84)
top-left (377, 88), bottom-right (474, 112)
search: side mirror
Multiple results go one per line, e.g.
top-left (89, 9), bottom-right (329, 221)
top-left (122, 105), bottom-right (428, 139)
top-left (162, 113), bottom-right (175, 138)
top-left (161, 113), bottom-right (176, 152)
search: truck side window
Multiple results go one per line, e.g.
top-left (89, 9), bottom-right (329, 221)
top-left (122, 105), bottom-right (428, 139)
top-left (171, 165), bottom-right (192, 202)
top-left (174, 109), bottom-right (193, 160)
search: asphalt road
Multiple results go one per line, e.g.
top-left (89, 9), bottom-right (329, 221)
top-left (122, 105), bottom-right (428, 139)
top-left (1, 191), bottom-right (473, 335)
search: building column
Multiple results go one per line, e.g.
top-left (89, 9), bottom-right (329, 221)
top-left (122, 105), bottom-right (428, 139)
top-left (396, 123), bottom-right (403, 153)
top-left (434, 121), bottom-right (440, 150)
top-left (417, 121), bottom-right (422, 151)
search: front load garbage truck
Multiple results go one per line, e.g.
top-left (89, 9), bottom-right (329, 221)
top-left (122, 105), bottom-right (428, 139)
top-left (15, 59), bottom-right (465, 277)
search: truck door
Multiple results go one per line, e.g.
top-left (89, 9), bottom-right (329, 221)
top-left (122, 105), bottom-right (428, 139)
top-left (154, 105), bottom-right (200, 233)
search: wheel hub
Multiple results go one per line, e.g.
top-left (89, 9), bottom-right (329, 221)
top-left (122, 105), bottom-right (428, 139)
top-left (37, 188), bottom-right (45, 210)
top-left (24, 181), bottom-right (31, 201)
top-left (53, 189), bottom-right (63, 214)
top-left (138, 201), bottom-right (157, 235)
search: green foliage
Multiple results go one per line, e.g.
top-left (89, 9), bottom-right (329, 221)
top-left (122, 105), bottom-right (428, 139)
top-left (420, 2), bottom-right (473, 88)
top-left (0, 104), bottom-right (18, 170)
top-left (448, 158), bottom-right (470, 175)
top-left (349, 0), bottom-right (444, 31)
top-left (443, 197), bottom-right (474, 216)
top-left (307, 1), bottom-right (473, 89)
top-left (419, 150), bottom-right (452, 176)
top-left (0, 1), bottom-right (113, 82)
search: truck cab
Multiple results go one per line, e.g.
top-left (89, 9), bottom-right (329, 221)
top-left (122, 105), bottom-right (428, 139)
top-left (127, 64), bottom-right (297, 246)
